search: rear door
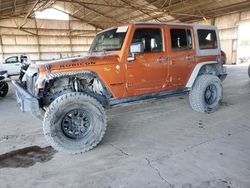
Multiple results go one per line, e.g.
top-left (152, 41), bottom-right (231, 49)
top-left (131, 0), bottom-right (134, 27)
top-left (168, 27), bottom-right (196, 88)
top-left (125, 26), bottom-right (170, 96)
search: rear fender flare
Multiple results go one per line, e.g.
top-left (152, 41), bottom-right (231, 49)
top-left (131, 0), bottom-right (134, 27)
top-left (186, 61), bottom-right (218, 88)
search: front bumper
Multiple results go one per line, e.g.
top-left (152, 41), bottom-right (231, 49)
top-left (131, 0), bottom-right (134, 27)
top-left (12, 80), bottom-right (39, 112)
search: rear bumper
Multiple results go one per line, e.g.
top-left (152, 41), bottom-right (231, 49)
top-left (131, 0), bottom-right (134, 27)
top-left (12, 80), bottom-right (39, 112)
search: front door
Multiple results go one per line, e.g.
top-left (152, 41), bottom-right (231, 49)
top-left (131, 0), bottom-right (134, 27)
top-left (125, 26), bottom-right (169, 96)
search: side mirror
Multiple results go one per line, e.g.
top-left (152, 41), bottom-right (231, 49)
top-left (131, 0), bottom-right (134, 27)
top-left (127, 42), bottom-right (144, 62)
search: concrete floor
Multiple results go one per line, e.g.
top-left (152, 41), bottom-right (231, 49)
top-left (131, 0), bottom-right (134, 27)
top-left (0, 65), bottom-right (250, 188)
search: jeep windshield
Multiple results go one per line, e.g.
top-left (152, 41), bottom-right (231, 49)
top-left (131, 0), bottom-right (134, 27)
top-left (89, 27), bottom-right (128, 52)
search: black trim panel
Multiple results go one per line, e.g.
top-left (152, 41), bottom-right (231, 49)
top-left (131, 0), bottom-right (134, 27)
top-left (109, 88), bottom-right (190, 107)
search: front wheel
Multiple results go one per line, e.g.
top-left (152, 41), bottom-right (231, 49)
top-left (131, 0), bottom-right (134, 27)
top-left (189, 75), bottom-right (223, 113)
top-left (0, 81), bottom-right (8, 97)
top-left (43, 92), bottom-right (107, 154)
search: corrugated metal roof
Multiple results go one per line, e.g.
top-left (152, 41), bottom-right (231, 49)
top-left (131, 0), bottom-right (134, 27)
top-left (0, 0), bottom-right (250, 29)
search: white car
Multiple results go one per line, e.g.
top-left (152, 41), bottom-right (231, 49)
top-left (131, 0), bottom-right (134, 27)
top-left (0, 55), bottom-right (31, 76)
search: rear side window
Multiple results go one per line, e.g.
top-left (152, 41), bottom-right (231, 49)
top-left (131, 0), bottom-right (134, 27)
top-left (198, 29), bottom-right (218, 49)
top-left (132, 28), bottom-right (163, 53)
top-left (170, 29), bottom-right (193, 51)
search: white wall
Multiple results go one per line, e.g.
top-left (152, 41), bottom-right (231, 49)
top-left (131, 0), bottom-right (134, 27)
top-left (0, 17), bottom-right (98, 61)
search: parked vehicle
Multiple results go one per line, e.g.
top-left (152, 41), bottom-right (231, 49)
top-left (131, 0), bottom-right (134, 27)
top-left (13, 22), bottom-right (227, 154)
top-left (239, 56), bottom-right (250, 64)
top-left (0, 55), bottom-right (31, 76)
top-left (0, 71), bottom-right (8, 97)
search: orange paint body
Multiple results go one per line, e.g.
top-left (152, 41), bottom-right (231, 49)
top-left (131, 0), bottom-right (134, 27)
top-left (36, 24), bottom-right (218, 99)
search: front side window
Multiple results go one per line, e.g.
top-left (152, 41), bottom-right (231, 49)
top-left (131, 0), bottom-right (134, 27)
top-left (89, 27), bottom-right (127, 52)
top-left (198, 29), bottom-right (218, 49)
top-left (5, 56), bottom-right (18, 64)
top-left (131, 28), bottom-right (163, 53)
top-left (170, 29), bottom-right (193, 51)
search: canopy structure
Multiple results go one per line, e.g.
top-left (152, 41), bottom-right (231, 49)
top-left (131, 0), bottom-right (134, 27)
top-left (0, 0), bottom-right (250, 29)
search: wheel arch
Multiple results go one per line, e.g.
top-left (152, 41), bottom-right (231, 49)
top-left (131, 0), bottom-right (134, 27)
top-left (41, 70), bottom-right (112, 107)
top-left (186, 61), bottom-right (221, 88)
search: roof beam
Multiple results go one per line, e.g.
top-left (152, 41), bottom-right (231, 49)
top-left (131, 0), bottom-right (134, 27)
top-left (117, 0), bottom-right (213, 23)
top-left (120, 0), bottom-right (161, 22)
top-left (19, 0), bottom-right (40, 29)
top-left (52, 7), bottom-right (104, 29)
top-left (0, 1), bottom-right (37, 13)
top-left (58, 0), bottom-right (122, 27)
top-left (55, 0), bottom-right (154, 11)
top-left (64, 0), bottom-right (113, 19)
top-left (171, 1), bottom-right (250, 23)
top-left (36, 0), bottom-right (56, 11)
top-left (12, 0), bottom-right (17, 15)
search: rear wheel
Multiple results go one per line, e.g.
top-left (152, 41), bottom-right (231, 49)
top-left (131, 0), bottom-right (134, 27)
top-left (0, 81), bottom-right (8, 97)
top-left (189, 75), bottom-right (223, 113)
top-left (43, 92), bottom-right (107, 154)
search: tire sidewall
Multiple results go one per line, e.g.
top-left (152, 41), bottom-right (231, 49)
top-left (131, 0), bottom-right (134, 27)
top-left (200, 76), bottom-right (222, 113)
top-left (43, 93), bottom-right (106, 154)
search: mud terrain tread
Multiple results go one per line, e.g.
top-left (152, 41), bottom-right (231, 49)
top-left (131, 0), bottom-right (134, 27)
top-left (189, 74), bottom-right (222, 113)
top-left (43, 92), bottom-right (107, 154)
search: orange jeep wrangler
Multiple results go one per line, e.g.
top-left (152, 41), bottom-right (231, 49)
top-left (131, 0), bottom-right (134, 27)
top-left (13, 22), bottom-right (227, 154)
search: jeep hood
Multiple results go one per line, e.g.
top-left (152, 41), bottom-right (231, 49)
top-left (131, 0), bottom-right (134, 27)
top-left (34, 53), bottom-right (120, 74)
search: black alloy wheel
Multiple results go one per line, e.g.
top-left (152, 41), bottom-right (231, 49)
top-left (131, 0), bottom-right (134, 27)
top-left (61, 109), bottom-right (91, 140)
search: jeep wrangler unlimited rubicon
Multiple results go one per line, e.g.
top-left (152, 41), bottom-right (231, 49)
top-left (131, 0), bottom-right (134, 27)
top-left (13, 22), bottom-right (227, 154)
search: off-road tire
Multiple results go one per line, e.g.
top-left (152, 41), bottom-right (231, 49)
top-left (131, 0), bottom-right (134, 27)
top-left (0, 81), bottom-right (8, 97)
top-left (248, 65), bottom-right (250, 78)
top-left (189, 75), bottom-right (222, 113)
top-left (43, 92), bottom-right (107, 154)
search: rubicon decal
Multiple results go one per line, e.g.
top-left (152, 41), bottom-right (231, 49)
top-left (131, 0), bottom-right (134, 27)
top-left (60, 61), bottom-right (96, 68)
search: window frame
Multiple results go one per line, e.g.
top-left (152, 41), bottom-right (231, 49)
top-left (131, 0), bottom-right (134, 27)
top-left (197, 29), bottom-right (218, 50)
top-left (5, 56), bottom-right (19, 64)
top-left (89, 27), bottom-right (128, 52)
top-left (130, 27), bottom-right (165, 54)
top-left (170, 28), bottom-right (194, 52)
